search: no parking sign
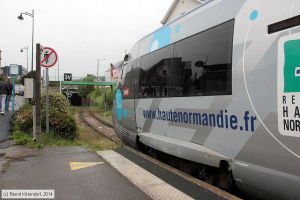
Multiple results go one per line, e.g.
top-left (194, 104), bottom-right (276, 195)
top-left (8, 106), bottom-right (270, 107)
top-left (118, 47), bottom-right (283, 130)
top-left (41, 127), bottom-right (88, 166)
top-left (41, 47), bottom-right (58, 68)
top-left (41, 46), bottom-right (58, 135)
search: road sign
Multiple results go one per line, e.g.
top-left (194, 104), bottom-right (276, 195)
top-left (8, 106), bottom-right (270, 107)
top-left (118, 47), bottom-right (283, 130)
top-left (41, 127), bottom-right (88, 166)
top-left (10, 64), bottom-right (19, 75)
top-left (41, 47), bottom-right (58, 68)
top-left (66, 91), bottom-right (72, 98)
top-left (64, 73), bottom-right (72, 81)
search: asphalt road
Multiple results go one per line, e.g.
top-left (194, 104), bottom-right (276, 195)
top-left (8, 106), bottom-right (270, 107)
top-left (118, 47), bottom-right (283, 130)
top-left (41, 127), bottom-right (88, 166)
top-left (0, 146), bottom-right (151, 200)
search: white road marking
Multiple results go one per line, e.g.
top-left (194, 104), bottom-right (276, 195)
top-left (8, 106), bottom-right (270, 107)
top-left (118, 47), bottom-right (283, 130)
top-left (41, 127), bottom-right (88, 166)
top-left (97, 150), bottom-right (194, 200)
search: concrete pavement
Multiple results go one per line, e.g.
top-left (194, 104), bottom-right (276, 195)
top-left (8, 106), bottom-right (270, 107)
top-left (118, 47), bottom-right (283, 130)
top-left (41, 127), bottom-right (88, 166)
top-left (0, 146), bottom-right (151, 200)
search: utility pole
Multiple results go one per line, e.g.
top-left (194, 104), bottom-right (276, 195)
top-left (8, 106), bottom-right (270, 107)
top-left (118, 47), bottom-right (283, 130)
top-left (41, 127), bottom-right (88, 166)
top-left (97, 59), bottom-right (99, 82)
top-left (35, 43), bottom-right (41, 138)
top-left (58, 56), bottom-right (61, 93)
top-left (97, 58), bottom-right (105, 82)
top-left (0, 50), bottom-right (2, 77)
top-left (0, 50), bottom-right (2, 68)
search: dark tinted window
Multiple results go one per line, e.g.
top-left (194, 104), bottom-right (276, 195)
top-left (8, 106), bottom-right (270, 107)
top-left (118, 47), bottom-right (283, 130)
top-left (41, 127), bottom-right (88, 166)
top-left (139, 45), bottom-right (173, 98)
top-left (173, 20), bottom-right (233, 96)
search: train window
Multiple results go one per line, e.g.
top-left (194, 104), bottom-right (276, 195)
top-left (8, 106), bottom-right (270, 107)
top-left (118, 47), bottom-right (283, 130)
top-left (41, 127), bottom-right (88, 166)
top-left (139, 45), bottom-right (173, 98)
top-left (173, 20), bottom-right (234, 96)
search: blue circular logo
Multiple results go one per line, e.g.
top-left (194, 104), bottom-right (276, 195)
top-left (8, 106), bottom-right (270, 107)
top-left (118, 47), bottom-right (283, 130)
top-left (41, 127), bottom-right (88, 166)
top-left (249, 10), bottom-right (259, 21)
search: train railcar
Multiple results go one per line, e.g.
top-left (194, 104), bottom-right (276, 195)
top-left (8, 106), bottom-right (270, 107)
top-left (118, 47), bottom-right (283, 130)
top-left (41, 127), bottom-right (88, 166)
top-left (113, 0), bottom-right (300, 199)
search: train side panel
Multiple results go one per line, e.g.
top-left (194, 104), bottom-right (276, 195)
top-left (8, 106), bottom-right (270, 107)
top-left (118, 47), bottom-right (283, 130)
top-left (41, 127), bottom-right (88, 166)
top-left (114, 0), bottom-right (300, 199)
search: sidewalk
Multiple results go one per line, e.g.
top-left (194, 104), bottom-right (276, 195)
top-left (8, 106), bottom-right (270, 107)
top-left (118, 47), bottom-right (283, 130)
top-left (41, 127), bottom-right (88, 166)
top-left (0, 112), bottom-right (13, 142)
top-left (0, 95), bottom-right (24, 142)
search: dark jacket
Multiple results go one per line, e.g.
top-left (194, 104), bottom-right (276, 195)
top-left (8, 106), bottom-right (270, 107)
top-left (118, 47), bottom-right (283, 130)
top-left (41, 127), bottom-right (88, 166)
top-left (0, 82), bottom-right (6, 95)
top-left (6, 82), bottom-right (13, 95)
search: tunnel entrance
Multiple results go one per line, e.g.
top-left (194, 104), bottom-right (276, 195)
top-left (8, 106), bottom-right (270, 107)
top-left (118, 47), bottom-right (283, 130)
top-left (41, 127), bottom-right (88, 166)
top-left (63, 93), bottom-right (82, 106)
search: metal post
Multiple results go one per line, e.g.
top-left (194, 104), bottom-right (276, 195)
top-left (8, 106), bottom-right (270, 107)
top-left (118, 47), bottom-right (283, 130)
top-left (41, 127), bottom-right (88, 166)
top-left (97, 58), bottom-right (105, 82)
top-left (46, 68), bottom-right (49, 134)
top-left (59, 81), bottom-right (62, 94)
top-left (35, 43), bottom-right (41, 136)
top-left (26, 45), bottom-right (29, 73)
top-left (58, 56), bottom-right (60, 81)
top-left (58, 56), bottom-right (61, 93)
top-left (31, 9), bottom-right (34, 71)
top-left (12, 76), bottom-right (15, 112)
top-left (0, 50), bottom-right (2, 68)
top-left (33, 105), bottom-right (36, 140)
top-left (97, 59), bottom-right (99, 82)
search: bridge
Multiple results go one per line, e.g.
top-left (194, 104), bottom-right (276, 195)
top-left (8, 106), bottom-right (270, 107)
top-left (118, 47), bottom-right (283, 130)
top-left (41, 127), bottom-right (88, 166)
top-left (61, 81), bottom-right (116, 86)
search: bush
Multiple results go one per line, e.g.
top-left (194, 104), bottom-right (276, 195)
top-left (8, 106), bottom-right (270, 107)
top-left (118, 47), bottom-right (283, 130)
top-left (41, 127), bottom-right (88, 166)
top-left (41, 93), bottom-right (77, 140)
top-left (41, 93), bottom-right (70, 114)
top-left (15, 104), bottom-right (33, 133)
top-left (14, 93), bottom-right (78, 140)
top-left (88, 87), bottom-right (115, 110)
top-left (49, 112), bottom-right (78, 140)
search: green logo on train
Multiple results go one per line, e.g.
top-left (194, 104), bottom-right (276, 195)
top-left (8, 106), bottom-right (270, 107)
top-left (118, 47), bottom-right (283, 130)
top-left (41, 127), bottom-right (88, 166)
top-left (284, 39), bottom-right (300, 92)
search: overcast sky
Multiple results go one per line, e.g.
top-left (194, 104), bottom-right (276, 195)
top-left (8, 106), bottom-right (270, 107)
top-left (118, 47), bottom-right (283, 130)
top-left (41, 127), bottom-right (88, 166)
top-left (0, 0), bottom-right (173, 80)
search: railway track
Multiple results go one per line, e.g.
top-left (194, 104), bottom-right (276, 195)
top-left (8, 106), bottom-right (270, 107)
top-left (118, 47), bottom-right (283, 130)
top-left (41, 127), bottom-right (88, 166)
top-left (78, 109), bottom-right (121, 144)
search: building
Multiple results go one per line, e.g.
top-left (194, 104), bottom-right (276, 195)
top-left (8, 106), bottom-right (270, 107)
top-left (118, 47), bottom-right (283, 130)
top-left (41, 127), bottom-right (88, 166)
top-left (161, 0), bottom-right (208, 25)
top-left (0, 64), bottom-right (27, 78)
top-left (105, 63), bottom-right (121, 82)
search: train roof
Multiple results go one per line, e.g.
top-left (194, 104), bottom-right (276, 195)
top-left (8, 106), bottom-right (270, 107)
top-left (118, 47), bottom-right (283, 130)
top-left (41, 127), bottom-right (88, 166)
top-left (138, 0), bottom-right (214, 44)
top-left (128, 0), bottom-right (243, 60)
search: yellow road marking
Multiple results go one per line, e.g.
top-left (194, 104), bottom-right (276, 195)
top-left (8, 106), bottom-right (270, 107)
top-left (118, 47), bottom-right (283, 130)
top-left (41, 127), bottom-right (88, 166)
top-left (69, 162), bottom-right (104, 171)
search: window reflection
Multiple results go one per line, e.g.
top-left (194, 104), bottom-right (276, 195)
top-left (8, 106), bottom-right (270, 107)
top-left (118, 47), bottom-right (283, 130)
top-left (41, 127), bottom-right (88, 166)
top-left (173, 20), bottom-right (233, 96)
top-left (121, 20), bottom-right (234, 99)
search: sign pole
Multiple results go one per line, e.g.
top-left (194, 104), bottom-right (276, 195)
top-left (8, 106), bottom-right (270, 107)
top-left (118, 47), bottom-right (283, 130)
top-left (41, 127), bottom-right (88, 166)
top-left (12, 76), bottom-right (15, 112)
top-left (40, 46), bottom-right (58, 134)
top-left (60, 80), bottom-right (62, 94)
top-left (9, 64), bottom-right (19, 113)
top-left (46, 68), bottom-right (49, 134)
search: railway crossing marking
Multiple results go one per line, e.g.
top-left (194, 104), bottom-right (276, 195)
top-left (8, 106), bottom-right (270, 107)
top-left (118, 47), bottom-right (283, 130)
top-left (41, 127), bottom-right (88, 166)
top-left (69, 162), bottom-right (104, 171)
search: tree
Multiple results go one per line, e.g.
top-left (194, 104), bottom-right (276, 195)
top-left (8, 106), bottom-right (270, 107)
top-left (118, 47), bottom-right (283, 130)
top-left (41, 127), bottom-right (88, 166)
top-left (78, 74), bottom-right (96, 105)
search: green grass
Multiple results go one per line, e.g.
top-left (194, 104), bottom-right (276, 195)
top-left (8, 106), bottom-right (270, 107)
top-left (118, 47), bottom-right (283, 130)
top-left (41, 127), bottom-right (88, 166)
top-left (11, 131), bottom-right (80, 149)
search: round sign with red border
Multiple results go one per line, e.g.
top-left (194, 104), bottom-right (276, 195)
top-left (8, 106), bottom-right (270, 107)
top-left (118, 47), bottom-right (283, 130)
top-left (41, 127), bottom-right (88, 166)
top-left (41, 47), bottom-right (58, 68)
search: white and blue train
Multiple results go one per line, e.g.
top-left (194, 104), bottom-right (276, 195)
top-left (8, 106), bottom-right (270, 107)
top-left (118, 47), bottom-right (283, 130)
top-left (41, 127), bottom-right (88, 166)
top-left (113, 0), bottom-right (300, 199)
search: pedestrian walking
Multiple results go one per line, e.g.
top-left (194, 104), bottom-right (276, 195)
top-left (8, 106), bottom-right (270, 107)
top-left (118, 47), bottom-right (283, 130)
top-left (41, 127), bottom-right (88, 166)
top-left (5, 78), bottom-right (13, 112)
top-left (0, 79), bottom-right (6, 115)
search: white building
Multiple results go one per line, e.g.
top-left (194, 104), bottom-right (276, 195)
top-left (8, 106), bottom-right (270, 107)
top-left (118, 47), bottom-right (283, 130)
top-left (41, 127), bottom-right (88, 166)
top-left (105, 63), bottom-right (120, 82)
top-left (161, 0), bottom-right (208, 25)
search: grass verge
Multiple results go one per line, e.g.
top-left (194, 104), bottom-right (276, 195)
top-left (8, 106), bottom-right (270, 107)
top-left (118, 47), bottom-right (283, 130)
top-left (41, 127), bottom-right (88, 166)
top-left (10, 131), bottom-right (80, 149)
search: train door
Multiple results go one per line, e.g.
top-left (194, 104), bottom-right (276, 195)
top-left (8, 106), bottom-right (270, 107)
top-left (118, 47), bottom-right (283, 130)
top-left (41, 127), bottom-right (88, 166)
top-left (117, 58), bottom-right (139, 133)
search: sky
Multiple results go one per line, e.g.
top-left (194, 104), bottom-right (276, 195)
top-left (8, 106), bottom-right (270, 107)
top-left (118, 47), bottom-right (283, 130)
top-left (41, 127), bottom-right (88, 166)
top-left (0, 0), bottom-right (173, 80)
